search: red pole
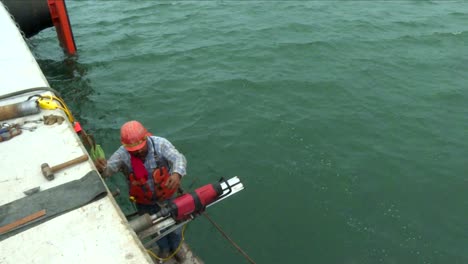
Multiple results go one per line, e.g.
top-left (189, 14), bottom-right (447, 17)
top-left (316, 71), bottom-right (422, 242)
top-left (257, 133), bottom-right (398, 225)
top-left (47, 0), bottom-right (77, 55)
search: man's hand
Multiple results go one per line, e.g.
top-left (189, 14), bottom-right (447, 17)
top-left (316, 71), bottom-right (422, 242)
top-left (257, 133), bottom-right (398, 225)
top-left (166, 173), bottom-right (181, 190)
top-left (94, 158), bottom-right (107, 173)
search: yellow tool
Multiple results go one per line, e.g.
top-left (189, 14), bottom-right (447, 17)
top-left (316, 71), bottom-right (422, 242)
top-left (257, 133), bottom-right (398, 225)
top-left (37, 97), bottom-right (59, 110)
top-left (37, 95), bottom-right (74, 122)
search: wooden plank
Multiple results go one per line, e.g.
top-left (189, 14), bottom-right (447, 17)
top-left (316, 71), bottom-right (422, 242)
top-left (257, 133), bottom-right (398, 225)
top-left (0, 209), bottom-right (46, 234)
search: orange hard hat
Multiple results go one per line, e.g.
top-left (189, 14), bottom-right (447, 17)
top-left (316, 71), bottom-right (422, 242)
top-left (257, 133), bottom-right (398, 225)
top-left (121, 120), bottom-right (150, 151)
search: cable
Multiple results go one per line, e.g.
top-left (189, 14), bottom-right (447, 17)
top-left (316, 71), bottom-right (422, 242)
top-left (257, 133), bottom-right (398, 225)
top-left (175, 186), bottom-right (256, 263)
top-left (203, 212), bottom-right (257, 264)
top-left (0, 86), bottom-right (62, 100)
top-left (146, 224), bottom-right (187, 262)
top-left (53, 96), bottom-right (75, 122)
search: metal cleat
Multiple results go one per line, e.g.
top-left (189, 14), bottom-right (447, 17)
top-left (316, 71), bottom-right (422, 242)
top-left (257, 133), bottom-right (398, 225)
top-left (23, 119), bottom-right (43, 124)
top-left (20, 126), bottom-right (37, 132)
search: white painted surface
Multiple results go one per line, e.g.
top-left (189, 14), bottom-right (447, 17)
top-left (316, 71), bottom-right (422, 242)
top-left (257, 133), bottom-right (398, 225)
top-left (0, 4), bottom-right (49, 95)
top-left (0, 3), bottom-right (152, 263)
top-left (1, 199), bottom-right (150, 264)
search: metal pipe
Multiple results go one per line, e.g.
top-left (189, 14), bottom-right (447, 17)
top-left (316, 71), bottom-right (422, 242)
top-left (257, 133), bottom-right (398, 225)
top-left (128, 214), bottom-right (153, 233)
top-left (0, 100), bottom-right (40, 122)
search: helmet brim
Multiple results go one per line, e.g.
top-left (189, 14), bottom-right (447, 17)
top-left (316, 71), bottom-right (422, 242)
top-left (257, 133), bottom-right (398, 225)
top-left (124, 139), bottom-right (147, 152)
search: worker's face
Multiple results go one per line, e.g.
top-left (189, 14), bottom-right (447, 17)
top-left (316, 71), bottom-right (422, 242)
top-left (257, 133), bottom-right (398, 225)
top-left (129, 143), bottom-right (148, 160)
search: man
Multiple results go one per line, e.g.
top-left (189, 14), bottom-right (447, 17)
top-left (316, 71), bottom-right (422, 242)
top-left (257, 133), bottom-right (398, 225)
top-left (94, 120), bottom-right (186, 260)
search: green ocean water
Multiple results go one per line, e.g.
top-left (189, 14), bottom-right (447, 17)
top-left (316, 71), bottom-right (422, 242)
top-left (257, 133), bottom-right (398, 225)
top-left (30, 1), bottom-right (468, 263)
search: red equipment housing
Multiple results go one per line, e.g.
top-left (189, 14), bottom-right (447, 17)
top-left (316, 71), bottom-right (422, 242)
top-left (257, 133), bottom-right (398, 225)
top-left (158, 182), bottom-right (223, 221)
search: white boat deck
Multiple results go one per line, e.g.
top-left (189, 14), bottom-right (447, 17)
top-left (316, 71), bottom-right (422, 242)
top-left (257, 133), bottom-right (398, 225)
top-left (0, 3), bottom-right (152, 263)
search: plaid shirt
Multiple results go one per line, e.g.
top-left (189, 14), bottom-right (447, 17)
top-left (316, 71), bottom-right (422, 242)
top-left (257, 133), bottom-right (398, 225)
top-left (103, 136), bottom-right (186, 191)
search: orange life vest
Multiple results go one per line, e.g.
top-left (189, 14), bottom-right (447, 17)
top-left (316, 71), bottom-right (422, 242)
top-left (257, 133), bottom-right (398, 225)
top-left (128, 166), bottom-right (178, 204)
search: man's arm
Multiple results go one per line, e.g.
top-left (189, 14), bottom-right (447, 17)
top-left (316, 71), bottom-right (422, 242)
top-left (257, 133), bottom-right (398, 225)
top-left (159, 138), bottom-right (187, 177)
top-left (95, 148), bottom-right (126, 178)
top-left (158, 138), bottom-right (186, 189)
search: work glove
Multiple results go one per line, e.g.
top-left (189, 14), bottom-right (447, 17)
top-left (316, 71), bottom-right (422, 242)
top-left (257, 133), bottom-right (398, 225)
top-left (90, 144), bottom-right (105, 161)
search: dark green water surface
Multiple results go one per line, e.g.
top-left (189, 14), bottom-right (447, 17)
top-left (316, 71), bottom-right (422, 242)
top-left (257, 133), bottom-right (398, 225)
top-left (31, 1), bottom-right (468, 263)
